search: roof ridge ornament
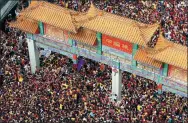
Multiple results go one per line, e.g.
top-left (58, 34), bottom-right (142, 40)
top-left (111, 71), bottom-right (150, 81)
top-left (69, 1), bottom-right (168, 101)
top-left (137, 22), bottom-right (160, 47)
top-left (87, 2), bottom-right (98, 19)
top-left (132, 22), bottom-right (148, 47)
top-left (154, 32), bottom-right (173, 49)
top-left (145, 35), bottom-right (172, 55)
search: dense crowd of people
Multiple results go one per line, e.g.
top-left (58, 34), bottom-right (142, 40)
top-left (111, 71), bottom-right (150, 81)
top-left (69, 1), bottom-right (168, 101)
top-left (0, 0), bottom-right (187, 123)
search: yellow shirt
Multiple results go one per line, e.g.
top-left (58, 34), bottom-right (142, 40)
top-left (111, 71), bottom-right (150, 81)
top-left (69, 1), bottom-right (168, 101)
top-left (60, 104), bottom-right (63, 109)
top-left (50, 91), bottom-right (53, 95)
top-left (73, 94), bottom-right (77, 99)
top-left (116, 108), bottom-right (120, 113)
top-left (66, 3), bottom-right (68, 8)
top-left (133, 74), bottom-right (136, 77)
top-left (71, 118), bottom-right (75, 121)
top-left (63, 84), bottom-right (68, 89)
top-left (18, 76), bottom-right (23, 82)
top-left (100, 83), bottom-right (103, 87)
top-left (5, 71), bottom-right (9, 75)
top-left (137, 105), bottom-right (142, 111)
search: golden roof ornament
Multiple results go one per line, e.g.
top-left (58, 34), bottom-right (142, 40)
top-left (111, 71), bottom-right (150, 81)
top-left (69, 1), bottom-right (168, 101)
top-left (154, 32), bottom-right (173, 50)
top-left (87, 2), bottom-right (98, 18)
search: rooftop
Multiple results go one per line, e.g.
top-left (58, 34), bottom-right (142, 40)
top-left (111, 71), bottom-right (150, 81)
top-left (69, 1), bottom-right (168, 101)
top-left (10, 1), bottom-right (188, 70)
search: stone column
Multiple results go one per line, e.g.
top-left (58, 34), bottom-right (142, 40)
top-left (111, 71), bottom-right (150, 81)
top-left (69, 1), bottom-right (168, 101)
top-left (27, 38), bottom-right (40, 73)
top-left (112, 67), bottom-right (122, 101)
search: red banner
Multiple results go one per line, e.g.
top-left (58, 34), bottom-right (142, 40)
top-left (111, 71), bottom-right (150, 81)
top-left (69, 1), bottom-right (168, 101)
top-left (102, 34), bottom-right (132, 54)
top-left (168, 65), bottom-right (187, 82)
top-left (44, 23), bottom-right (68, 42)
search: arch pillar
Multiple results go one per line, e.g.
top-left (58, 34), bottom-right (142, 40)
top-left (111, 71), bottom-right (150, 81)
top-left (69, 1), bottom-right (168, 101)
top-left (111, 67), bottom-right (122, 101)
top-left (27, 37), bottom-right (40, 73)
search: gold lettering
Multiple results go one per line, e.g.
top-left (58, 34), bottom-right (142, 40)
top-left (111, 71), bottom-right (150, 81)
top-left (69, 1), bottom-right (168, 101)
top-left (113, 41), bottom-right (120, 47)
top-left (106, 39), bottom-right (112, 44)
top-left (122, 44), bottom-right (128, 50)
